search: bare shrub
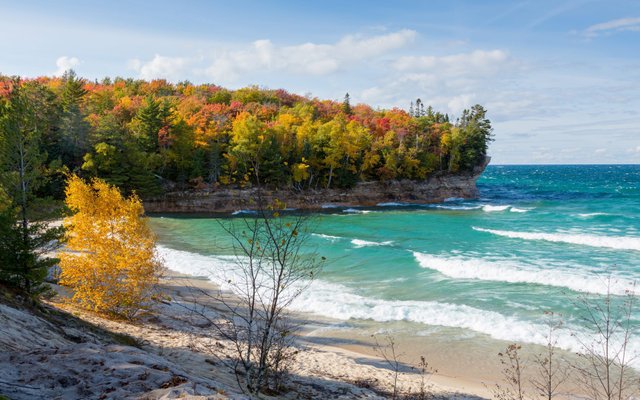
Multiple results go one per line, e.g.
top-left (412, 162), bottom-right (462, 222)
top-left (572, 279), bottom-right (638, 400)
top-left (412, 355), bottom-right (437, 400)
top-left (492, 343), bottom-right (527, 400)
top-left (183, 199), bottom-right (323, 394)
top-left (531, 312), bottom-right (569, 400)
top-left (372, 334), bottom-right (436, 400)
top-left (372, 334), bottom-right (404, 399)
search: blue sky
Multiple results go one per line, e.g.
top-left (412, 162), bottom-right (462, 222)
top-left (1, 0), bottom-right (639, 164)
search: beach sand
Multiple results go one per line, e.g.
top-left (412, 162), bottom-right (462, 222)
top-left (148, 269), bottom-right (586, 399)
top-left (41, 268), bottom-right (495, 399)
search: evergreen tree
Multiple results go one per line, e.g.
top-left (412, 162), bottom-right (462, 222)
top-left (59, 70), bottom-right (90, 169)
top-left (0, 79), bottom-right (62, 294)
top-left (134, 96), bottom-right (163, 152)
top-left (0, 205), bottom-right (60, 294)
top-left (342, 93), bottom-right (352, 115)
top-left (415, 98), bottom-right (425, 117)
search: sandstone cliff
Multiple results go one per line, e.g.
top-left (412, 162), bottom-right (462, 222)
top-left (144, 158), bottom-right (490, 213)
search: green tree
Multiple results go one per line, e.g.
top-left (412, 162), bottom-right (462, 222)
top-left (59, 70), bottom-right (90, 169)
top-left (0, 80), bottom-right (62, 294)
top-left (82, 114), bottom-right (161, 197)
top-left (132, 96), bottom-right (173, 152)
top-left (342, 92), bottom-right (352, 115)
top-left (457, 104), bottom-right (493, 170)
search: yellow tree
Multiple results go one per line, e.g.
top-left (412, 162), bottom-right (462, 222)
top-left (59, 175), bottom-right (162, 319)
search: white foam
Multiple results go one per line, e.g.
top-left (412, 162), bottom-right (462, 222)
top-left (482, 205), bottom-right (511, 212)
top-left (473, 227), bottom-right (640, 251)
top-left (510, 207), bottom-right (531, 213)
top-left (432, 204), bottom-right (482, 211)
top-left (321, 204), bottom-right (340, 209)
top-left (157, 245), bottom-right (240, 287)
top-left (444, 197), bottom-right (465, 202)
top-left (312, 233), bottom-right (343, 242)
top-left (157, 245), bottom-right (303, 307)
top-left (351, 239), bottom-right (393, 248)
top-left (377, 202), bottom-right (409, 207)
top-left (291, 279), bottom-right (595, 355)
top-left (413, 252), bottom-right (636, 295)
top-left (577, 212), bottom-right (611, 218)
top-left (343, 208), bottom-right (372, 214)
top-left (231, 210), bottom-right (257, 215)
top-left (157, 245), bottom-right (640, 366)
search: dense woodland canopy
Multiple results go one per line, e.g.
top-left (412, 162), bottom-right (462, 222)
top-left (0, 71), bottom-right (492, 199)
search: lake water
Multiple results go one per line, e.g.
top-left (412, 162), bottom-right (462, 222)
top-left (150, 165), bottom-right (640, 361)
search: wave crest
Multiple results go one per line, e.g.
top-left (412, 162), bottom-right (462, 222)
top-left (413, 252), bottom-right (635, 295)
top-left (351, 239), bottom-right (393, 248)
top-left (473, 227), bottom-right (640, 251)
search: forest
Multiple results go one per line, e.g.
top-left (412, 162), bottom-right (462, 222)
top-left (0, 71), bottom-right (492, 200)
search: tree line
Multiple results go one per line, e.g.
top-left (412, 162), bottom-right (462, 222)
top-left (0, 71), bottom-right (493, 199)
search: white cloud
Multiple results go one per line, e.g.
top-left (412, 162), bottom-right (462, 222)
top-left (206, 29), bottom-right (416, 83)
top-left (394, 49), bottom-right (509, 74)
top-left (447, 94), bottom-right (475, 115)
top-left (358, 49), bottom-right (516, 116)
top-left (584, 17), bottom-right (640, 37)
top-left (129, 54), bottom-right (189, 80)
top-left (54, 56), bottom-right (79, 76)
top-left (594, 148), bottom-right (607, 154)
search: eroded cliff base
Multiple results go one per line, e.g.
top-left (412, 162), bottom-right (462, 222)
top-left (144, 159), bottom-right (489, 213)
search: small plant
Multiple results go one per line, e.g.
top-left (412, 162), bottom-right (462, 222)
top-left (571, 279), bottom-right (639, 400)
top-left (372, 334), bottom-right (403, 399)
top-left (531, 312), bottom-right (568, 400)
top-left (492, 344), bottom-right (527, 400)
top-left (412, 355), bottom-right (437, 400)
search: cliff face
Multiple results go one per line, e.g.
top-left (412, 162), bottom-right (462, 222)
top-left (144, 158), bottom-right (490, 213)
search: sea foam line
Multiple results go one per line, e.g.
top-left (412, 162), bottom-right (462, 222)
top-left (473, 227), bottom-right (640, 251)
top-left (343, 208), bottom-right (373, 214)
top-left (351, 239), bottom-right (393, 248)
top-left (576, 212), bottom-right (613, 218)
top-left (156, 245), bottom-right (640, 365)
top-left (312, 234), bottom-right (393, 247)
top-left (312, 233), bottom-right (343, 242)
top-left (157, 245), bottom-right (562, 347)
top-left (482, 205), bottom-right (510, 212)
top-left (413, 252), bottom-right (636, 295)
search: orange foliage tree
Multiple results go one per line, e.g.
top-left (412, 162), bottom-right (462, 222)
top-left (59, 175), bottom-right (162, 319)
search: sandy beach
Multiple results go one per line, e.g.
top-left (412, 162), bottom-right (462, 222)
top-left (155, 269), bottom-right (496, 398)
top-left (0, 267), bottom-right (497, 399)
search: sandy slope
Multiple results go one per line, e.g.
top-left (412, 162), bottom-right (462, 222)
top-left (0, 271), bottom-right (486, 399)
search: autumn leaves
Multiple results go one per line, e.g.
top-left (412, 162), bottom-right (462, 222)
top-left (59, 176), bottom-right (162, 319)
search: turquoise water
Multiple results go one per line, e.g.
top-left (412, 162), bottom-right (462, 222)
top-left (150, 165), bottom-right (640, 355)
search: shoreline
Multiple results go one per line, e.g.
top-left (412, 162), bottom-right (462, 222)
top-left (160, 267), bottom-right (591, 399)
top-left (160, 268), bottom-right (494, 398)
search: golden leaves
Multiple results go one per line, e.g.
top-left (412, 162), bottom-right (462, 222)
top-left (58, 175), bottom-right (162, 319)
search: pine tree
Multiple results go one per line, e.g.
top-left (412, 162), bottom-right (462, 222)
top-left (0, 205), bottom-right (60, 294)
top-left (59, 70), bottom-right (89, 168)
top-left (415, 98), bottom-right (424, 117)
top-left (135, 96), bottom-right (163, 152)
top-left (0, 79), bottom-right (62, 294)
top-left (342, 93), bottom-right (352, 115)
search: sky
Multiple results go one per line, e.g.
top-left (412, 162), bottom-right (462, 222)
top-left (1, 0), bottom-right (639, 164)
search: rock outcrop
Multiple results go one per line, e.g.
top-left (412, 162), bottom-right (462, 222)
top-left (144, 158), bottom-right (489, 213)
